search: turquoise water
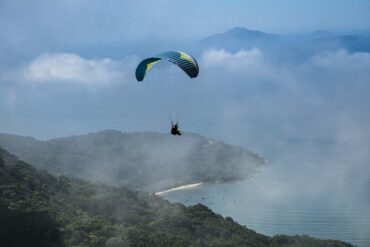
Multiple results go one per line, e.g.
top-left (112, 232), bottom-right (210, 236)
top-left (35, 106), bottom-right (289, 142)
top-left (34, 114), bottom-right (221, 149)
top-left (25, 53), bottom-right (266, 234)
top-left (163, 138), bottom-right (370, 247)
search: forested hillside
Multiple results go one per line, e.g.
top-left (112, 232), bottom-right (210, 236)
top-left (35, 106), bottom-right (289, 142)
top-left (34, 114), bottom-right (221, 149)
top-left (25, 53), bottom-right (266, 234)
top-left (0, 131), bottom-right (264, 191)
top-left (0, 147), bottom-right (353, 247)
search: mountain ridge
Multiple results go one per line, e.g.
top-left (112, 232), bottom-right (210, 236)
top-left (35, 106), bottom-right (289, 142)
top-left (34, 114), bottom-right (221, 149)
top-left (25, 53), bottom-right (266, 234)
top-left (199, 26), bottom-right (370, 54)
top-left (0, 130), bottom-right (265, 192)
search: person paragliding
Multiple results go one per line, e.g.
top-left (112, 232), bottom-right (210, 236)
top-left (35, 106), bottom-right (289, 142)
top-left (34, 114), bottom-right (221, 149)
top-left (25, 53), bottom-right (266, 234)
top-left (135, 51), bottom-right (199, 136)
top-left (171, 121), bottom-right (182, 136)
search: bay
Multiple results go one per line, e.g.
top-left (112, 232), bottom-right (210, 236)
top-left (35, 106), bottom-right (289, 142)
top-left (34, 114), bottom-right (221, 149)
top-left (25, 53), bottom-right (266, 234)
top-left (163, 137), bottom-right (370, 247)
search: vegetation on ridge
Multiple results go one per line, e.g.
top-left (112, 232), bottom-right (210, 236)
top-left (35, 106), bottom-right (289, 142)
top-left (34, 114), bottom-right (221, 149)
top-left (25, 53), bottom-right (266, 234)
top-left (0, 131), bottom-right (264, 192)
top-left (0, 147), bottom-right (353, 247)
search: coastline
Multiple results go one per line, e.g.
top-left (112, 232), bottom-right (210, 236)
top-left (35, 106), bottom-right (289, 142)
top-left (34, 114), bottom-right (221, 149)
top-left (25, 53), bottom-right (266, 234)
top-left (155, 182), bottom-right (203, 196)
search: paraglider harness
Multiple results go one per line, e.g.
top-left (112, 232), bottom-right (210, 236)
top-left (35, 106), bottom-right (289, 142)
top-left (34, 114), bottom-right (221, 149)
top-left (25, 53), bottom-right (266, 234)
top-left (171, 121), bottom-right (182, 136)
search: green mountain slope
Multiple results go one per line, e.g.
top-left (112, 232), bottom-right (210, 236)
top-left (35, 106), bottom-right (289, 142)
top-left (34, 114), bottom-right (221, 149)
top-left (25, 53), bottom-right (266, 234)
top-left (0, 147), bottom-right (353, 247)
top-left (0, 130), bottom-right (265, 191)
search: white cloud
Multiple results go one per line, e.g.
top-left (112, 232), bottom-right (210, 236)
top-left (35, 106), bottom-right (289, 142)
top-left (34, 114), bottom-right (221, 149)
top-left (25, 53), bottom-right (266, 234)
top-left (23, 53), bottom-right (136, 87)
top-left (202, 48), bottom-right (263, 70)
top-left (199, 48), bottom-right (301, 98)
top-left (312, 50), bottom-right (370, 69)
top-left (200, 48), bottom-right (287, 85)
top-left (202, 49), bottom-right (370, 79)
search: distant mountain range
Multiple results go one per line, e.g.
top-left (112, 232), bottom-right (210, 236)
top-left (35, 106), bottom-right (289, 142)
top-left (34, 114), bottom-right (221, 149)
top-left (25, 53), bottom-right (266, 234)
top-left (199, 27), bottom-right (370, 54)
top-left (200, 27), bottom-right (278, 51)
top-left (0, 130), bottom-right (264, 192)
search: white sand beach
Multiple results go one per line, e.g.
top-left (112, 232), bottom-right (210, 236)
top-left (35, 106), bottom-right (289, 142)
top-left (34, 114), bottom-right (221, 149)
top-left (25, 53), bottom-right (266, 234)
top-left (155, 182), bottom-right (203, 196)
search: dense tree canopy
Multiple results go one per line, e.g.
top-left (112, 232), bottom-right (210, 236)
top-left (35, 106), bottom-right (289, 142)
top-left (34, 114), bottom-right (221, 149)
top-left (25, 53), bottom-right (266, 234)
top-left (0, 147), bottom-right (353, 247)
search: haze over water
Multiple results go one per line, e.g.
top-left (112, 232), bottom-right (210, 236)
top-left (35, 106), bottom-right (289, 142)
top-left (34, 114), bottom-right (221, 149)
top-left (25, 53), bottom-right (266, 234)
top-left (163, 137), bottom-right (370, 247)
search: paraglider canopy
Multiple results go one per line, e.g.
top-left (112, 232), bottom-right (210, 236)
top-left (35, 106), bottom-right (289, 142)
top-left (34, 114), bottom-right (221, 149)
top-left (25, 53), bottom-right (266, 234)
top-left (135, 51), bottom-right (199, 81)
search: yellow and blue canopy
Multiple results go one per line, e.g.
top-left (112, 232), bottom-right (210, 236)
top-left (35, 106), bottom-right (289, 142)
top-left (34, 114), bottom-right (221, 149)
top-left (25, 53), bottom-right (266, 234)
top-left (135, 51), bottom-right (199, 81)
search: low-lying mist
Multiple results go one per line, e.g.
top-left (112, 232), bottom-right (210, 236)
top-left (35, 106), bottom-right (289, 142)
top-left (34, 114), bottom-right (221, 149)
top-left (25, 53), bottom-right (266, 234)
top-left (0, 131), bottom-right (264, 192)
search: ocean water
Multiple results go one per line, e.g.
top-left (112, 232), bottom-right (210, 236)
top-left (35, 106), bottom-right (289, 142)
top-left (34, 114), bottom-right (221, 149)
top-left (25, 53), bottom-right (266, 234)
top-left (163, 138), bottom-right (370, 247)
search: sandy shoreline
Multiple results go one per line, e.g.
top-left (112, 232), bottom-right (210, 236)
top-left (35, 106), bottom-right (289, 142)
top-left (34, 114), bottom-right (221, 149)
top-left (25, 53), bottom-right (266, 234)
top-left (155, 182), bottom-right (203, 196)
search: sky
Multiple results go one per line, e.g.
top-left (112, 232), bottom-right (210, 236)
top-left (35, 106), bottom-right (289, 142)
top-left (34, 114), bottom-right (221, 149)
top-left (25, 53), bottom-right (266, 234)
top-left (0, 0), bottom-right (370, 141)
top-left (1, 0), bottom-right (370, 56)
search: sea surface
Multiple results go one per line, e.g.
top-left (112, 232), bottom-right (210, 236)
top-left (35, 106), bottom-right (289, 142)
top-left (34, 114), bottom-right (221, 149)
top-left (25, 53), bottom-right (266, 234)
top-left (163, 137), bottom-right (370, 247)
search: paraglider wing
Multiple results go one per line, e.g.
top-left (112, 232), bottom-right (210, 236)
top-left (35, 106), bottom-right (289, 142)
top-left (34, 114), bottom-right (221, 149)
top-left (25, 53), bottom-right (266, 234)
top-left (135, 51), bottom-right (199, 81)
